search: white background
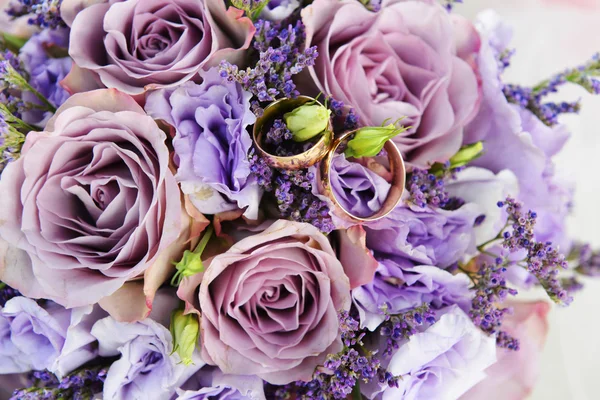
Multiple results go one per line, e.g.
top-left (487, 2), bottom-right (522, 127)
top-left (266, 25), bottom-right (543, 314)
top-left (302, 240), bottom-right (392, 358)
top-left (460, 1), bottom-right (600, 399)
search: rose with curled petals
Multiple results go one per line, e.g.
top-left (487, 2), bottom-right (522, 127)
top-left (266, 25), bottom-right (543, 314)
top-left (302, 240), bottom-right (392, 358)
top-left (194, 220), bottom-right (351, 384)
top-left (0, 89), bottom-right (183, 309)
top-left (64, 0), bottom-right (254, 95)
top-left (301, 0), bottom-right (481, 168)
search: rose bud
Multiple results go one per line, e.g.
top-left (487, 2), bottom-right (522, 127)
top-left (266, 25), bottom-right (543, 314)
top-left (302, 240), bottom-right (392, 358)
top-left (345, 122), bottom-right (408, 158)
top-left (170, 309), bottom-right (199, 366)
top-left (284, 103), bottom-right (331, 142)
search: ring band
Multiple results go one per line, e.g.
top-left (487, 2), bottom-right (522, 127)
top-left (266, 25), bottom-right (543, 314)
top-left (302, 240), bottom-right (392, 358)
top-left (252, 96), bottom-right (333, 170)
top-left (317, 130), bottom-right (406, 223)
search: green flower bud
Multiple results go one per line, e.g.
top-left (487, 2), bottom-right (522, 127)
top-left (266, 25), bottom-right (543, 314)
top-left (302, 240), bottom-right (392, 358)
top-left (448, 141), bottom-right (484, 168)
top-left (170, 310), bottom-right (199, 366)
top-left (284, 103), bottom-right (331, 142)
top-left (170, 225), bottom-right (213, 287)
top-left (344, 122), bottom-right (408, 158)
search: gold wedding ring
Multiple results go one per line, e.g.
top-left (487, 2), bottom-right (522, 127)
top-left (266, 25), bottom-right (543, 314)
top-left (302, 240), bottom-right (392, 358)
top-left (317, 130), bottom-right (405, 223)
top-left (253, 96), bottom-right (406, 222)
top-left (252, 96), bottom-right (333, 170)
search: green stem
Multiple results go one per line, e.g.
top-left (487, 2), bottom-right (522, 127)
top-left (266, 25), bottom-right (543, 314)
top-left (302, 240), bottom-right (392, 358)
top-left (0, 282), bottom-right (6, 290)
top-left (193, 224), bottom-right (214, 255)
top-left (351, 381), bottom-right (362, 400)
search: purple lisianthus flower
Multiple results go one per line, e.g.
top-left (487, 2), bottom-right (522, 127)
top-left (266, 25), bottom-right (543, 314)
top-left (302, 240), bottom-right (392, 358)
top-left (380, 306), bottom-right (497, 400)
top-left (19, 28), bottom-right (72, 126)
top-left (146, 67), bottom-right (260, 219)
top-left (91, 316), bottom-right (202, 400)
top-left (353, 258), bottom-right (472, 331)
top-left (363, 305), bottom-right (496, 400)
top-left (260, 0), bottom-right (300, 22)
top-left (445, 167), bottom-right (518, 246)
top-left (464, 11), bottom-right (573, 251)
top-left (330, 155), bottom-right (391, 219)
top-left (364, 200), bottom-right (479, 268)
top-left (176, 367), bottom-right (266, 400)
top-left (0, 297), bottom-right (101, 376)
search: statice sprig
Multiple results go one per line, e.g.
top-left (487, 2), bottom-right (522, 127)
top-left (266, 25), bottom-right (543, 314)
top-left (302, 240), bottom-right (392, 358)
top-left (11, 365), bottom-right (108, 400)
top-left (498, 197), bottom-right (572, 305)
top-left (407, 165), bottom-right (463, 209)
top-left (573, 243), bottom-right (600, 277)
top-left (220, 19), bottom-right (318, 109)
top-left (6, 0), bottom-right (66, 29)
top-left (504, 54), bottom-right (600, 126)
top-left (379, 303), bottom-right (436, 357)
top-left (278, 310), bottom-right (406, 400)
top-left (467, 259), bottom-right (519, 350)
top-left (0, 57), bottom-right (57, 113)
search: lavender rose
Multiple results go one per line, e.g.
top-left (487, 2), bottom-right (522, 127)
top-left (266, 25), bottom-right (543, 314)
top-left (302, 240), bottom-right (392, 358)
top-left (353, 259), bottom-right (472, 331)
top-left (301, 0), bottom-right (481, 167)
top-left (194, 220), bottom-right (351, 384)
top-left (145, 67), bottom-right (260, 218)
top-left (0, 89), bottom-right (184, 308)
top-left (66, 0), bottom-right (254, 95)
top-left (0, 297), bottom-right (102, 376)
top-left (330, 155), bottom-right (391, 218)
top-left (176, 367), bottom-right (266, 400)
top-left (364, 201), bottom-right (480, 268)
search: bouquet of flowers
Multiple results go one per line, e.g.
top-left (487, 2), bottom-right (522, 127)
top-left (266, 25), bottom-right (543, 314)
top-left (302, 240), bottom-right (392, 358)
top-left (0, 0), bottom-right (599, 399)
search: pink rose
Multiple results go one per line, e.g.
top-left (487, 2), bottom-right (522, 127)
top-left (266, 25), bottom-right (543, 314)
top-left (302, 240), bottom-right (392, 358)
top-left (301, 0), bottom-right (481, 168)
top-left (0, 89), bottom-right (185, 311)
top-left (63, 0), bottom-right (254, 95)
top-left (181, 220), bottom-right (352, 384)
top-left (461, 301), bottom-right (551, 400)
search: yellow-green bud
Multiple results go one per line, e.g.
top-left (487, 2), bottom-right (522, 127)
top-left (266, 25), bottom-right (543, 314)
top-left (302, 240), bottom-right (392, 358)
top-left (284, 103), bottom-right (331, 142)
top-left (344, 123), bottom-right (407, 158)
top-left (448, 141), bottom-right (484, 168)
top-left (170, 310), bottom-right (199, 366)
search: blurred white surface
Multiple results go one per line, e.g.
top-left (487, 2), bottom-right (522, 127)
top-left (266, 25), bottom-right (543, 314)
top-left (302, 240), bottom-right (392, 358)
top-left (460, 1), bottom-right (600, 399)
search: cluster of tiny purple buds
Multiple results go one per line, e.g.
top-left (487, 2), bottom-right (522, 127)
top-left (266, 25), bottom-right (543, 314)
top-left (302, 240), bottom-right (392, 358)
top-left (379, 303), bottom-right (436, 357)
top-left (263, 118), bottom-right (310, 156)
top-left (279, 310), bottom-right (400, 400)
top-left (497, 48), bottom-right (516, 72)
top-left (12, 365), bottom-right (107, 400)
top-left (219, 19), bottom-right (318, 113)
top-left (574, 243), bottom-right (600, 277)
top-left (248, 150), bottom-right (335, 233)
top-left (328, 97), bottom-right (359, 131)
top-left (6, 0), bottom-right (66, 29)
top-left (504, 53), bottom-right (600, 126)
top-left (0, 282), bottom-right (20, 306)
top-left (407, 164), bottom-right (464, 209)
top-left (468, 258), bottom-right (519, 350)
top-left (498, 197), bottom-right (572, 305)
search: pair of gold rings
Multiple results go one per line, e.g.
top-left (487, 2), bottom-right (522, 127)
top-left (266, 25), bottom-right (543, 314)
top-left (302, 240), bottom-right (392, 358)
top-left (252, 96), bottom-right (406, 223)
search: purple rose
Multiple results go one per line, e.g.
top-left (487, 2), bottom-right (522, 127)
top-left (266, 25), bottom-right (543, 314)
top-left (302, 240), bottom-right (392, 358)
top-left (301, 0), bottom-right (481, 167)
top-left (364, 201), bottom-right (479, 268)
top-left (465, 11), bottom-right (573, 250)
top-left (377, 306), bottom-right (497, 400)
top-left (145, 68), bottom-right (260, 218)
top-left (0, 297), bottom-right (101, 376)
top-left (329, 155), bottom-right (391, 219)
top-left (19, 28), bottom-right (72, 126)
top-left (65, 0), bottom-right (255, 95)
top-left (353, 259), bottom-right (472, 331)
top-left (185, 220), bottom-right (351, 384)
top-left (0, 89), bottom-right (185, 309)
top-left (91, 316), bottom-right (201, 400)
